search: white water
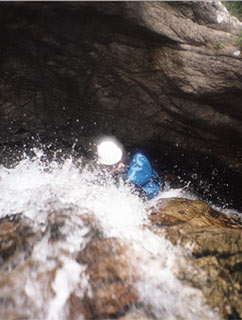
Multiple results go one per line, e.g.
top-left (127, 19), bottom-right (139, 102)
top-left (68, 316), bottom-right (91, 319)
top-left (0, 149), bottom-right (220, 320)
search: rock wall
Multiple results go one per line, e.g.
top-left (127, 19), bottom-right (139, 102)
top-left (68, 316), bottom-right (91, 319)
top-left (0, 2), bottom-right (242, 209)
top-left (149, 198), bottom-right (242, 320)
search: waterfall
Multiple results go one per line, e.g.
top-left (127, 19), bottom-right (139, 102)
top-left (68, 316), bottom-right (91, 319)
top-left (0, 148), bottom-right (219, 320)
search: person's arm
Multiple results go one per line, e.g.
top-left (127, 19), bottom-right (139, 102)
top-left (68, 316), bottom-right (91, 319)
top-left (111, 162), bottom-right (125, 174)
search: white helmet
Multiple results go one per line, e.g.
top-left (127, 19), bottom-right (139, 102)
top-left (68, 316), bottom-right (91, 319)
top-left (97, 138), bottom-right (123, 165)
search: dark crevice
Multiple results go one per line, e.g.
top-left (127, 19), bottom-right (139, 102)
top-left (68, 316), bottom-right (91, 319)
top-left (193, 250), bottom-right (242, 260)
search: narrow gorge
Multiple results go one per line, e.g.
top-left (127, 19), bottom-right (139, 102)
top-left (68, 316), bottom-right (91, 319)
top-left (0, 2), bottom-right (242, 320)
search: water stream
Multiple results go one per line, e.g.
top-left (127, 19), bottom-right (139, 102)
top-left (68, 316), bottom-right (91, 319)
top-left (0, 148), bottom-right (221, 320)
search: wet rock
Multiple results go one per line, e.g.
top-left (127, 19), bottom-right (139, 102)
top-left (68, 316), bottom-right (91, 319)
top-left (0, 214), bottom-right (44, 320)
top-left (149, 197), bottom-right (242, 319)
top-left (0, 222), bottom-right (19, 262)
top-left (0, 208), bottom-right (98, 320)
top-left (0, 200), bottom-right (241, 319)
top-left (109, 309), bottom-right (152, 320)
top-left (76, 238), bottom-right (138, 319)
top-left (149, 197), bottom-right (242, 228)
top-left (0, 214), bottom-right (41, 271)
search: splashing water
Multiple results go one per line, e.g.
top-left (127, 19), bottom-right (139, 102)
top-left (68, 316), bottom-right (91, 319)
top-left (0, 149), bottom-right (219, 320)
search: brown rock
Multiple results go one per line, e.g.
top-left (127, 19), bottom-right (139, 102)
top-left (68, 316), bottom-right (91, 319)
top-left (0, 201), bottom-right (241, 319)
top-left (109, 309), bottom-right (152, 320)
top-left (0, 215), bottom-right (41, 271)
top-left (0, 222), bottom-right (19, 262)
top-left (149, 197), bottom-right (242, 319)
top-left (149, 197), bottom-right (242, 228)
top-left (76, 238), bottom-right (138, 319)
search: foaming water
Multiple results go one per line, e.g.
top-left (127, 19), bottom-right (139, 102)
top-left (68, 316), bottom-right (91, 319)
top-left (0, 149), bottom-right (219, 320)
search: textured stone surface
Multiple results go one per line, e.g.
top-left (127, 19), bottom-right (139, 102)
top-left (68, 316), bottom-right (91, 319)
top-left (149, 197), bottom-right (242, 228)
top-left (110, 309), bottom-right (152, 320)
top-left (0, 199), bottom-right (242, 319)
top-left (0, 214), bottom-right (40, 271)
top-left (148, 197), bottom-right (242, 320)
top-left (0, 2), bottom-right (242, 209)
top-left (76, 238), bottom-right (138, 319)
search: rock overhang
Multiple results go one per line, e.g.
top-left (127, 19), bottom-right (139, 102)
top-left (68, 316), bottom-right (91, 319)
top-left (0, 1), bottom-right (242, 210)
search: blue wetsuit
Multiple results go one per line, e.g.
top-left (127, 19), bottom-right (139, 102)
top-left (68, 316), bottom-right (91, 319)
top-left (126, 153), bottom-right (162, 200)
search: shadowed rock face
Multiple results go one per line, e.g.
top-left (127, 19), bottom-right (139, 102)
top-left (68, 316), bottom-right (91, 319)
top-left (0, 1), bottom-right (242, 209)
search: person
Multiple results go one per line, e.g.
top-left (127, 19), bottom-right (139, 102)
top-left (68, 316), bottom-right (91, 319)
top-left (97, 138), bottom-right (162, 200)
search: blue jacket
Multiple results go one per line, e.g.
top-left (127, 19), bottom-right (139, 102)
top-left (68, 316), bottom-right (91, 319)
top-left (126, 153), bottom-right (162, 200)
